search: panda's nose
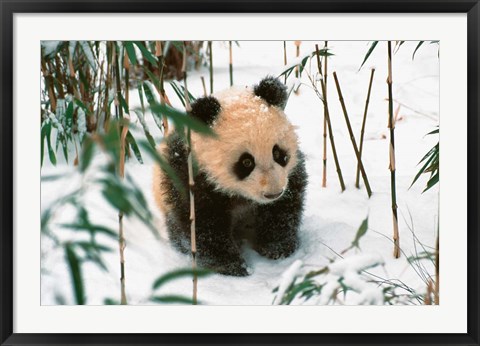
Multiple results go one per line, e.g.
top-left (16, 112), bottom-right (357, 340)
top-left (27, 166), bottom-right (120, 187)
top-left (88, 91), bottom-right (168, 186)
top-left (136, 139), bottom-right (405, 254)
top-left (264, 191), bottom-right (283, 200)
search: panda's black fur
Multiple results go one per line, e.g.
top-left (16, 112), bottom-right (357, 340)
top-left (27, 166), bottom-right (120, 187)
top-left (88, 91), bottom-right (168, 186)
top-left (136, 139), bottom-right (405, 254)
top-left (157, 77), bottom-right (308, 276)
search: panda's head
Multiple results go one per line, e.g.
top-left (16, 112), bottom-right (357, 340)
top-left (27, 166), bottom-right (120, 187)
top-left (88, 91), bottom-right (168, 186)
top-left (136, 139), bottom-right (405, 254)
top-left (190, 76), bottom-right (298, 204)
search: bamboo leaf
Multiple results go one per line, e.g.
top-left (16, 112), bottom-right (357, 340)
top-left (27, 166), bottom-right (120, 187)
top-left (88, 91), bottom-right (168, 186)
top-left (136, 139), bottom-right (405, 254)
top-left (118, 94), bottom-right (129, 115)
top-left (134, 41), bottom-right (158, 67)
top-left (79, 41), bottom-right (96, 69)
top-left (45, 121), bottom-right (57, 165)
top-left (351, 217), bottom-right (369, 249)
top-left (152, 268), bottom-right (212, 290)
top-left (65, 244), bottom-right (85, 305)
top-left (423, 172), bottom-right (439, 193)
top-left (124, 41), bottom-right (138, 65)
top-left (142, 81), bottom-right (164, 131)
top-left (133, 110), bottom-right (156, 149)
top-left (359, 41), bottom-right (378, 70)
top-left (65, 101), bottom-right (74, 133)
top-left (150, 295), bottom-right (195, 304)
top-left (80, 135), bottom-right (95, 172)
top-left (41, 122), bottom-right (48, 166)
top-left (412, 41), bottom-right (425, 60)
top-left (169, 80), bottom-right (196, 107)
top-left (126, 131), bottom-right (143, 164)
top-left (139, 140), bottom-right (186, 198)
top-left (146, 103), bottom-right (215, 137)
top-left (60, 222), bottom-right (118, 240)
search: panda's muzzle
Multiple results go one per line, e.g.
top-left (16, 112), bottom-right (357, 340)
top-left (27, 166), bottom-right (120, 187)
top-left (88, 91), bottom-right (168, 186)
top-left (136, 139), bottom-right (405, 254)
top-left (263, 191), bottom-right (283, 200)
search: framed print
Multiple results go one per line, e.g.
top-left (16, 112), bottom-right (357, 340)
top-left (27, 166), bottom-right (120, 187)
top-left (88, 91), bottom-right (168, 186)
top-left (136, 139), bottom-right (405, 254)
top-left (1, 1), bottom-right (479, 345)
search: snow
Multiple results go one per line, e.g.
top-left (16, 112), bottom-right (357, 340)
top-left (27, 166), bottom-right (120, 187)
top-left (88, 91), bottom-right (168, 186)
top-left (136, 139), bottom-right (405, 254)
top-left (41, 41), bottom-right (439, 305)
top-left (273, 259), bottom-right (303, 305)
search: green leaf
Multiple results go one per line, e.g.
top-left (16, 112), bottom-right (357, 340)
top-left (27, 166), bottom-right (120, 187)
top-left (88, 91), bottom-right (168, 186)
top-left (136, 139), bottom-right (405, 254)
top-left (142, 81), bottom-right (164, 132)
top-left (139, 140), bottom-right (186, 198)
top-left (45, 121), bottom-right (57, 166)
top-left (170, 41), bottom-right (184, 53)
top-left (169, 80), bottom-right (196, 107)
top-left (351, 217), bottom-right (368, 249)
top-left (126, 131), bottom-right (143, 164)
top-left (152, 268), bottom-right (212, 290)
top-left (394, 41), bottom-right (405, 54)
top-left (118, 94), bottom-right (129, 115)
top-left (359, 41), bottom-right (378, 70)
top-left (65, 102), bottom-right (74, 132)
top-left (74, 98), bottom-right (91, 116)
top-left (123, 41), bottom-right (138, 65)
top-left (60, 222), bottom-right (118, 240)
top-left (146, 103), bottom-right (215, 137)
top-left (41, 173), bottom-right (64, 182)
top-left (278, 53), bottom-right (313, 80)
top-left (76, 241), bottom-right (113, 253)
top-left (79, 41), bottom-right (96, 70)
top-left (423, 172), bottom-right (439, 193)
top-left (410, 153), bottom-right (435, 189)
top-left (40, 122), bottom-right (48, 167)
top-left (134, 110), bottom-right (156, 149)
top-left (134, 41), bottom-right (158, 67)
top-left (65, 244), bottom-right (85, 305)
top-left (80, 135), bottom-right (95, 172)
top-left (150, 295), bottom-right (195, 305)
top-left (104, 298), bottom-right (120, 305)
top-left (144, 68), bottom-right (161, 91)
top-left (412, 41), bottom-right (425, 60)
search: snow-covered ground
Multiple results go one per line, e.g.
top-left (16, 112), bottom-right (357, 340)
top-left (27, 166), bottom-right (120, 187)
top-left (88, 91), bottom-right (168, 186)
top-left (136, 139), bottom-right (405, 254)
top-left (41, 41), bottom-right (439, 305)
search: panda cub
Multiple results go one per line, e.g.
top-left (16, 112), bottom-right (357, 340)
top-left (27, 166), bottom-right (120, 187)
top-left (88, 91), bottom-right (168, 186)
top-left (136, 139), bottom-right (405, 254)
top-left (153, 76), bottom-right (308, 276)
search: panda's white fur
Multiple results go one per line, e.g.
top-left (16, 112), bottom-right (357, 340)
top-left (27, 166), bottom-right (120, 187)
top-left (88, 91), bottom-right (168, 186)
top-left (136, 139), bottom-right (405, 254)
top-left (191, 86), bottom-right (299, 204)
top-left (153, 85), bottom-right (299, 211)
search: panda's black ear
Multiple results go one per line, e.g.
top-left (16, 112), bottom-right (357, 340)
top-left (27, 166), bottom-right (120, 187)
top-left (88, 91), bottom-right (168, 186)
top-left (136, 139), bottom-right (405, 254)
top-left (190, 96), bottom-right (222, 126)
top-left (253, 76), bottom-right (287, 108)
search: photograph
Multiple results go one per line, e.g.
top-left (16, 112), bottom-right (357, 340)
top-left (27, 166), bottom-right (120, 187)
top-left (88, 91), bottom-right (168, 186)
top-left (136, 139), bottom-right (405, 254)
top-left (40, 40), bottom-right (440, 306)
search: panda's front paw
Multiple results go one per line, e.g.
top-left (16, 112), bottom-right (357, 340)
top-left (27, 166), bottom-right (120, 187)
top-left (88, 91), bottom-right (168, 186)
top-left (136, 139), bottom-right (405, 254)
top-left (256, 238), bottom-right (298, 260)
top-left (217, 260), bottom-right (250, 277)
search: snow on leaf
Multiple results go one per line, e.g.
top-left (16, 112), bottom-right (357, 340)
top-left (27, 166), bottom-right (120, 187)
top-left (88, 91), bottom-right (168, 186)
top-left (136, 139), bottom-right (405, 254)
top-left (273, 260), bottom-right (303, 305)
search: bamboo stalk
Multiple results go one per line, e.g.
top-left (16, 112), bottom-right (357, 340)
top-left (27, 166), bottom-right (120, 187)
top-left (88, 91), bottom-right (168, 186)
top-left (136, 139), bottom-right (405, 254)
top-left (118, 123), bottom-right (129, 305)
top-left (355, 68), bottom-right (376, 188)
top-left (322, 41), bottom-right (328, 188)
top-left (229, 41), bottom-right (233, 87)
top-left (332, 72), bottom-right (372, 198)
top-left (95, 59), bottom-right (105, 131)
top-left (294, 41), bottom-right (301, 78)
top-left (103, 42), bottom-right (112, 132)
top-left (113, 43), bottom-right (123, 120)
top-left (53, 56), bottom-right (66, 99)
top-left (201, 76), bottom-right (207, 97)
top-left (434, 234), bottom-right (439, 304)
top-left (314, 44), bottom-right (346, 192)
top-left (155, 41), bottom-right (169, 135)
top-left (123, 49), bottom-right (129, 111)
top-left (387, 41), bottom-right (401, 259)
top-left (112, 41), bottom-right (129, 305)
top-left (183, 43), bottom-right (198, 305)
top-left (40, 57), bottom-right (57, 113)
top-left (283, 41), bottom-right (287, 84)
top-left (208, 41), bottom-right (213, 94)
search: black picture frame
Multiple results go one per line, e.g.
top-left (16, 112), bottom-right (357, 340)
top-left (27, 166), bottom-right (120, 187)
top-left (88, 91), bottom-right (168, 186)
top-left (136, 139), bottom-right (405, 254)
top-left (1, 1), bottom-right (479, 345)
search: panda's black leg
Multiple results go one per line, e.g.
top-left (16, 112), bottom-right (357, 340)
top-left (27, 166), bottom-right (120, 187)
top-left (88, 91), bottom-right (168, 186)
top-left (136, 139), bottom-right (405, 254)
top-left (195, 213), bottom-right (249, 277)
top-left (254, 197), bottom-right (301, 259)
top-left (167, 208), bottom-right (248, 276)
top-left (254, 155), bottom-right (307, 260)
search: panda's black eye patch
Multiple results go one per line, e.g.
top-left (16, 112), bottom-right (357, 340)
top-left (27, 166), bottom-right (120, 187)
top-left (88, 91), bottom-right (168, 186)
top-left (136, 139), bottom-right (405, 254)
top-left (273, 144), bottom-right (289, 167)
top-left (233, 153), bottom-right (255, 180)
